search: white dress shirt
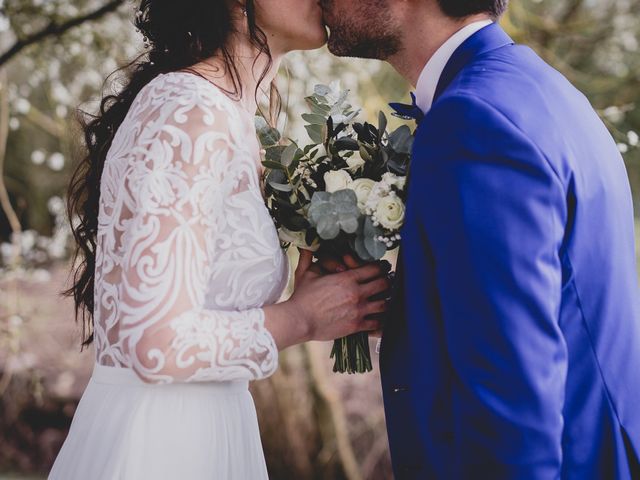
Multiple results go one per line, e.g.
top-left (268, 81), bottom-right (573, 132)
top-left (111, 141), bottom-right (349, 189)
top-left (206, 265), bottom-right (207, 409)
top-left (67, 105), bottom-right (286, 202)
top-left (415, 20), bottom-right (493, 114)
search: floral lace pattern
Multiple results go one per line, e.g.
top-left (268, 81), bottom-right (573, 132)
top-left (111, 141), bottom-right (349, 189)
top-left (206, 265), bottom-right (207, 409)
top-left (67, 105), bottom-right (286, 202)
top-left (92, 72), bottom-right (289, 384)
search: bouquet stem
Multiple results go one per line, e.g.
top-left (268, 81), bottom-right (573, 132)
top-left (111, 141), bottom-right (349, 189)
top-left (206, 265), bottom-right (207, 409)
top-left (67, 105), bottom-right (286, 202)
top-left (330, 331), bottom-right (373, 374)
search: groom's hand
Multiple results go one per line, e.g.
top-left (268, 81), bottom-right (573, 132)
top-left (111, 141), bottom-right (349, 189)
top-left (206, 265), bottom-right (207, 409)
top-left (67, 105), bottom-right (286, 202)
top-left (314, 254), bottom-right (392, 338)
top-left (312, 253), bottom-right (363, 274)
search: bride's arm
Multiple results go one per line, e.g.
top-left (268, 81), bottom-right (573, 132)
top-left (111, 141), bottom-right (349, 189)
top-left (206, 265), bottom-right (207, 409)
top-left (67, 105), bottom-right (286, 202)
top-left (116, 84), bottom-right (388, 385)
top-left (116, 92), bottom-right (285, 384)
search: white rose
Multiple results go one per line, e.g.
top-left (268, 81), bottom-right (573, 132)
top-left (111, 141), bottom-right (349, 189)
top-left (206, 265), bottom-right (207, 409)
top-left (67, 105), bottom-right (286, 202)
top-left (324, 170), bottom-right (352, 193)
top-left (346, 155), bottom-right (365, 172)
top-left (349, 178), bottom-right (376, 211)
top-left (382, 172), bottom-right (406, 190)
top-left (278, 227), bottom-right (320, 252)
top-left (375, 196), bottom-right (406, 230)
top-left (364, 181), bottom-right (389, 215)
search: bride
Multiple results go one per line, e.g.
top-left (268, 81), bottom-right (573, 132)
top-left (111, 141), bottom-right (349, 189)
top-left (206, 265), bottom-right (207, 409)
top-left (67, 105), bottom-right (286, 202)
top-left (49, 0), bottom-right (390, 478)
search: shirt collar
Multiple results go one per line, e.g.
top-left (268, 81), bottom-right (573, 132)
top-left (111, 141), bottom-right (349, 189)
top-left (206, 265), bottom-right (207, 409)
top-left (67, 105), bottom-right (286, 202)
top-left (415, 19), bottom-right (493, 113)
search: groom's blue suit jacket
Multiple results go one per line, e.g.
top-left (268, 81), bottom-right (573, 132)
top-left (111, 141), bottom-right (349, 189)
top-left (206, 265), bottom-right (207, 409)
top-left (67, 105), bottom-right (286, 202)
top-left (380, 23), bottom-right (640, 479)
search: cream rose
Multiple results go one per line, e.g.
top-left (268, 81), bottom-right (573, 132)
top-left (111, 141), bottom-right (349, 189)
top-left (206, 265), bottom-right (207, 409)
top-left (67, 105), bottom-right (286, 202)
top-left (324, 170), bottom-right (352, 193)
top-left (349, 178), bottom-right (376, 211)
top-left (346, 155), bottom-right (365, 172)
top-left (375, 196), bottom-right (405, 230)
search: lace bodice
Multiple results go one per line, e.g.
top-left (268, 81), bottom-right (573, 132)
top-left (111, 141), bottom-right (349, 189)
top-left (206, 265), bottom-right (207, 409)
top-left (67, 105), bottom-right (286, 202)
top-left (92, 72), bottom-right (289, 384)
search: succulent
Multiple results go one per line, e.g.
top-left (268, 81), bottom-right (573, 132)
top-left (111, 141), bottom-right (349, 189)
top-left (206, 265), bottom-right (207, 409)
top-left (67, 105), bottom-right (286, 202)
top-left (354, 216), bottom-right (387, 261)
top-left (308, 190), bottom-right (360, 239)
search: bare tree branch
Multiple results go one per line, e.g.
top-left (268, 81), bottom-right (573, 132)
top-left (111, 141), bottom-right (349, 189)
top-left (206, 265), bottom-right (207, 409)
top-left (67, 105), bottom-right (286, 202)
top-left (306, 342), bottom-right (363, 480)
top-left (0, 70), bottom-right (21, 239)
top-left (0, 0), bottom-right (126, 68)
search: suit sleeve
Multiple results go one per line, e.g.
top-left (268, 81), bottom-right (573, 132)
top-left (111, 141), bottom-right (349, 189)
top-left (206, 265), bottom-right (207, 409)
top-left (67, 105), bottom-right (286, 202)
top-left (411, 94), bottom-right (568, 478)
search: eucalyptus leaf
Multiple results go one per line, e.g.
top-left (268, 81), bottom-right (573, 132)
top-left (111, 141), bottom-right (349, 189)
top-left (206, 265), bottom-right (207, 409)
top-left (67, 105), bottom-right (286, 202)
top-left (364, 234), bottom-right (387, 259)
top-left (309, 201), bottom-right (334, 223)
top-left (363, 216), bottom-right (386, 259)
top-left (262, 160), bottom-right (286, 170)
top-left (378, 111), bottom-right (388, 140)
top-left (354, 234), bottom-right (374, 262)
top-left (332, 188), bottom-right (358, 206)
top-left (314, 84), bottom-right (332, 96)
top-left (267, 168), bottom-right (287, 183)
top-left (335, 89), bottom-right (349, 107)
top-left (302, 113), bottom-right (327, 125)
top-left (280, 143), bottom-right (298, 167)
top-left (258, 126), bottom-right (281, 147)
top-left (305, 124), bottom-right (325, 144)
top-left (268, 180), bottom-right (293, 192)
top-left (340, 216), bottom-right (359, 234)
top-left (265, 145), bottom-right (286, 163)
top-left (254, 116), bottom-right (269, 132)
top-left (389, 125), bottom-right (413, 154)
top-left (312, 191), bottom-right (331, 203)
top-left (317, 216), bottom-right (340, 239)
top-left (309, 102), bottom-right (331, 116)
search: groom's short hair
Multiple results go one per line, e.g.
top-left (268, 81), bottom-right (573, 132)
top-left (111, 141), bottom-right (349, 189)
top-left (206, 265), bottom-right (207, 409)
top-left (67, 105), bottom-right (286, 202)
top-left (436, 0), bottom-right (509, 19)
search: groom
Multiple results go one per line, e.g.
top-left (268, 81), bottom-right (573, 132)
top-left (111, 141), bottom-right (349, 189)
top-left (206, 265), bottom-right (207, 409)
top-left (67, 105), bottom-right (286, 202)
top-left (320, 0), bottom-right (640, 478)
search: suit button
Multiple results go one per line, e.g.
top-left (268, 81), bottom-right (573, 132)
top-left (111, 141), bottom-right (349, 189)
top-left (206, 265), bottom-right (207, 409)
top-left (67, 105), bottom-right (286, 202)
top-left (393, 385), bottom-right (409, 393)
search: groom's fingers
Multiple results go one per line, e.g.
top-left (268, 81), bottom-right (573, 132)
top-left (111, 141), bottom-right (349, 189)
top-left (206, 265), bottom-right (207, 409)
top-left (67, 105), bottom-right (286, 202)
top-left (317, 255), bottom-right (346, 274)
top-left (362, 299), bottom-right (388, 317)
top-left (342, 254), bottom-right (363, 269)
top-left (360, 277), bottom-right (391, 299)
top-left (308, 263), bottom-right (324, 276)
top-left (351, 263), bottom-right (387, 283)
top-left (359, 319), bottom-right (383, 333)
top-left (295, 249), bottom-right (315, 282)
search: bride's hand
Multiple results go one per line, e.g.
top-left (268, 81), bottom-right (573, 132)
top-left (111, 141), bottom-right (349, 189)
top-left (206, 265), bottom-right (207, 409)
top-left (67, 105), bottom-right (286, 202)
top-left (263, 250), bottom-right (390, 350)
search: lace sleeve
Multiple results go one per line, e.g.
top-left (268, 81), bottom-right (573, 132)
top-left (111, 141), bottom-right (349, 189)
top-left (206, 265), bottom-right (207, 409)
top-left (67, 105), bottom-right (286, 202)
top-left (113, 79), bottom-right (279, 384)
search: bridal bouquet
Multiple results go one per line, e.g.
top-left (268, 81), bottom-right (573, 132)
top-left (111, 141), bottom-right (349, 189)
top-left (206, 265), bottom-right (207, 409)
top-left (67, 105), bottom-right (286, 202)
top-left (257, 84), bottom-right (415, 374)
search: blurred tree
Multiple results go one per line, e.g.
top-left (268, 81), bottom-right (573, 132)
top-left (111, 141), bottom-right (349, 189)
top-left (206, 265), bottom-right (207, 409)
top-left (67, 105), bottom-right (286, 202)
top-left (0, 0), bottom-right (134, 248)
top-left (0, 1), bottom-right (639, 479)
top-left (504, 0), bottom-right (640, 204)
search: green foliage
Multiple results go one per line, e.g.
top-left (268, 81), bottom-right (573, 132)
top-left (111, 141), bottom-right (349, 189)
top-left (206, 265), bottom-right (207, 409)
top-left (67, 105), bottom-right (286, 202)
top-left (308, 190), bottom-right (360, 240)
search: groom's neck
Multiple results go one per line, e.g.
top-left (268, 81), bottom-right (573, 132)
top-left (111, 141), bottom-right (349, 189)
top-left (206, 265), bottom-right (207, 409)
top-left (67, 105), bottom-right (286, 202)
top-left (388, 5), bottom-right (491, 87)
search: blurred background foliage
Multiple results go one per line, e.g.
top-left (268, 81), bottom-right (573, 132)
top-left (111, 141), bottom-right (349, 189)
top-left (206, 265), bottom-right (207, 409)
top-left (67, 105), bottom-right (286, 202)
top-left (0, 0), bottom-right (638, 479)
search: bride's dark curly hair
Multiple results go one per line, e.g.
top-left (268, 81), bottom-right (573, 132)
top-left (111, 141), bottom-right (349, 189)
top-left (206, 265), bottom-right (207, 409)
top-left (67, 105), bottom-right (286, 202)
top-left (65, 0), bottom-right (279, 349)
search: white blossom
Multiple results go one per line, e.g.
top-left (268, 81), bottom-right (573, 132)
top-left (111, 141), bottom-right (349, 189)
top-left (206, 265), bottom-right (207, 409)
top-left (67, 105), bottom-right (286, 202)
top-left (375, 196), bottom-right (406, 231)
top-left (348, 178), bottom-right (376, 211)
top-left (324, 170), bottom-right (352, 193)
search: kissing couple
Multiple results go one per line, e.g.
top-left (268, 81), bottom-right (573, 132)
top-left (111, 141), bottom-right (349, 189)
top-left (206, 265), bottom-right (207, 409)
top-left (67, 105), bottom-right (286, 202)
top-left (50, 0), bottom-right (640, 479)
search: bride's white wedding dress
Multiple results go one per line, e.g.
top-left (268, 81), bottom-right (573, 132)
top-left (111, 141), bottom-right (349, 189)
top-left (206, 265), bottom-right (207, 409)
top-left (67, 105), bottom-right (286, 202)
top-left (49, 71), bottom-right (289, 479)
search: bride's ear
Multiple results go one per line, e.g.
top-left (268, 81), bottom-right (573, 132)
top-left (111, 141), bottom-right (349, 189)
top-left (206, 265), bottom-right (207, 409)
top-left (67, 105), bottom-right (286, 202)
top-left (232, 0), bottom-right (248, 17)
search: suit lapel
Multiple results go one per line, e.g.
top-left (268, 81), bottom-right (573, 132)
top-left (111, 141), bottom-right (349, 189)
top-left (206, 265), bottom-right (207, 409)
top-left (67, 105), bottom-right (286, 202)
top-left (433, 23), bottom-right (515, 104)
top-left (383, 24), bottom-right (515, 349)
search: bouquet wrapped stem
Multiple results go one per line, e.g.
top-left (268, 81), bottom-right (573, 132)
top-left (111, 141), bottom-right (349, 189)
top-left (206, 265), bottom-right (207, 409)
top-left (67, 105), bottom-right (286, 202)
top-left (330, 331), bottom-right (372, 374)
top-left (257, 83), bottom-right (415, 374)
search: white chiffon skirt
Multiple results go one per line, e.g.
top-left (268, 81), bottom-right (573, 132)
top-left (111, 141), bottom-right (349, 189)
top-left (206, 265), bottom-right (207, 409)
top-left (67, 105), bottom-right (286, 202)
top-left (48, 363), bottom-right (270, 479)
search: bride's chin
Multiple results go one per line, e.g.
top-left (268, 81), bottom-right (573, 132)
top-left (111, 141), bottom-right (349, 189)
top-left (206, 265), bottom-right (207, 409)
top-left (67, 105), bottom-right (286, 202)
top-left (308, 25), bottom-right (330, 49)
top-left (289, 26), bottom-right (329, 51)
